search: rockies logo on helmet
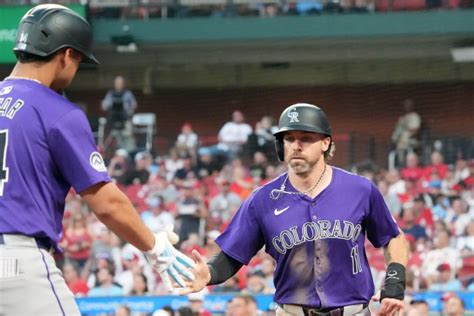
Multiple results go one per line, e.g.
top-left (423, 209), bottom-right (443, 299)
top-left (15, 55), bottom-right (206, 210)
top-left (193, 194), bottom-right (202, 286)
top-left (287, 108), bottom-right (299, 123)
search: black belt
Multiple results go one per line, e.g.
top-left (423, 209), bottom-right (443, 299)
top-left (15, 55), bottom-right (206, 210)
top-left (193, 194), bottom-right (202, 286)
top-left (0, 234), bottom-right (53, 252)
top-left (301, 304), bottom-right (368, 316)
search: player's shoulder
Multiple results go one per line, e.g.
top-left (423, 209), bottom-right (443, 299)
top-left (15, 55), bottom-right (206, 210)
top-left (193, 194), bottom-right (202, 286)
top-left (332, 166), bottom-right (374, 190)
top-left (248, 173), bottom-right (287, 199)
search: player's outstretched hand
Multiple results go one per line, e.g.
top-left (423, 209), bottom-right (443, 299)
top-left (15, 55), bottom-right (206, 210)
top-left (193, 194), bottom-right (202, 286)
top-left (144, 226), bottom-right (195, 292)
top-left (371, 292), bottom-right (404, 316)
top-left (176, 249), bottom-right (211, 295)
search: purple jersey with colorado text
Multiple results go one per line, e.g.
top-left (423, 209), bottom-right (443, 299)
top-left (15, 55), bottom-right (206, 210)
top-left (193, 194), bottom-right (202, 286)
top-left (0, 78), bottom-right (111, 250)
top-left (216, 166), bottom-right (399, 308)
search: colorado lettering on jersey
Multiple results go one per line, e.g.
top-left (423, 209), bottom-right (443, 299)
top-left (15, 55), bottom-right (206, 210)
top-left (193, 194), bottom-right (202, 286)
top-left (272, 220), bottom-right (362, 254)
top-left (0, 94), bottom-right (25, 120)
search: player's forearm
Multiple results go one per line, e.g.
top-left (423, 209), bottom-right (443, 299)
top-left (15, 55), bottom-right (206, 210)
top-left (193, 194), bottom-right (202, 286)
top-left (82, 182), bottom-right (155, 251)
top-left (383, 229), bottom-right (409, 267)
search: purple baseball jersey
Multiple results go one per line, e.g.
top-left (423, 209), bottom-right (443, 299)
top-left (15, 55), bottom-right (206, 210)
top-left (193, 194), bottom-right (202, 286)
top-left (0, 78), bottom-right (111, 250)
top-left (216, 166), bottom-right (399, 308)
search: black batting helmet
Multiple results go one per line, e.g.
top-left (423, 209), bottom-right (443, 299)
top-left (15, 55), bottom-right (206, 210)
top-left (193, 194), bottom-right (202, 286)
top-left (273, 103), bottom-right (332, 161)
top-left (13, 4), bottom-right (99, 64)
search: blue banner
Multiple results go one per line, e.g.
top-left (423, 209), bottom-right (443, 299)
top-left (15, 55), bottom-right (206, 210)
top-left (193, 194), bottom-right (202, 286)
top-left (77, 292), bottom-right (474, 315)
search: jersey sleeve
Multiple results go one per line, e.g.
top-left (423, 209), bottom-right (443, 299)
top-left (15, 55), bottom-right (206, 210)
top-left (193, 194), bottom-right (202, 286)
top-left (365, 183), bottom-right (400, 248)
top-left (215, 194), bottom-right (265, 264)
top-left (47, 109), bottom-right (111, 193)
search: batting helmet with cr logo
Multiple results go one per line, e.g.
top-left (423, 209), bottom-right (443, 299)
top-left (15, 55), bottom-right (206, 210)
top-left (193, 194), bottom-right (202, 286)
top-left (273, 103), bottom-right (332, 161)
top-left (13, 4), bottom-right (99, 64)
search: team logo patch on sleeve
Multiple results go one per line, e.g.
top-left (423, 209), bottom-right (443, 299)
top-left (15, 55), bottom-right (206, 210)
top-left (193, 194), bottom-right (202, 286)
top-left (89, 152), bottom-right (107, 172)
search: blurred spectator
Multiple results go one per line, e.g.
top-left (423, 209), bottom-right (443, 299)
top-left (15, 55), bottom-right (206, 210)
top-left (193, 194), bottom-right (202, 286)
top-left (88, 266), bottom-right (123, 296)
top-left (129, 273), bottom-right (150, 296)
top-left (249, 151), bottom-right (269, 181)
top-left (61, 212), bottom-right (93, 269)
top-left (246, 115), bottom-right (277, 160)
top-left (123, 151), bottom-right (152, 185)
top-left (164, 148), bottom-right (185, 181)
top-left (225, 294), bottom-right (258, 316)
top-left (116, 244), bottom-right (156, 295)
top-left (188, 289), bottom-right (211, 316)
top-left (442, 293), bottom-right (466, 316)
top-left (175, 306), bottom-right (195, 316)
top-left (257, 256), bottom-right (276, 292)
top-left (217, 110), bottom-right (253, 160)
top-left (153, 307), bottom-right (174, 316)
top-left (108, 148), bottom-right (130, 183)
top-left (102, 75), bottom-right (137, 152)
top-left (445, 196), bottom-right (472, 237)
top-left (421, 229), bottom-right (462, 283)
top-left (399, 203), bottom-right (428, 241)
top-left (196, 148), bottom-right (222, 177)
top-left (423, 151), bottom-right (449, 180)
top-left (377, 179), bottom-right (402, 216)
top-left (141, 195), bottom-right (175, 234)
top-left (391, 98), bottom-right (421, 166)
top-left (63, 262), bottom-right (89, 297)
top-left (428, 263), bottom-right (463, 291)
top-left (176, 183), bottom-right (207, 243)
top-left (209, 178), bottom-right (242, 227)
top-left (174, 156), bottom-right (199, 188)
top-left (385, 169), bottom-right (406, 196)
top-left (212, 274), bottom-right (241, 293)
top-left (176, 123), bottom-right (199, 161)
top-left (454, 158), bottom-right (470, 183)
top-left (245, 270), bottom-right (272, 294)
top-left (115, 305), bottom-right (132, 316)
top-left (405, 299), bottom-right (429, 316)
top-left (229, 162), bottom-right (254, 200)
top-left (456, 219), bottom-right (474, 256)
top-left (432, 194), bottom-right (450, 221)
top-left (401, 152), bottom-right (424, 182)
top-left (205, 230), bottom-right (221, 258)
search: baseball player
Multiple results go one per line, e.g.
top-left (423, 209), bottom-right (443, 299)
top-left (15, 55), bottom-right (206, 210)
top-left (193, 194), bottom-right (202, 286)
top-left (182, 103), bottom-right (409, 316)
top-left (0, 5), bottom-right (193, 316)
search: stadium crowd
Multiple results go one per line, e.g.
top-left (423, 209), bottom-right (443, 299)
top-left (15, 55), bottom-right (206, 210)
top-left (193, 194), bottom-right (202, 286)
top-left (1, 0), bottom-right (473, 19)
top-left (53, 109), bottom-right (474, 315)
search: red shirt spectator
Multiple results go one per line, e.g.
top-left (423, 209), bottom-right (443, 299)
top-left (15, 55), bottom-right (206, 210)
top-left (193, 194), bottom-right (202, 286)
top-left (402, 152), bottom-right (424, 182)
top-left (423, 151), bottom-right (449, 180)
top-left (63, 263), bottom-right (89, 296)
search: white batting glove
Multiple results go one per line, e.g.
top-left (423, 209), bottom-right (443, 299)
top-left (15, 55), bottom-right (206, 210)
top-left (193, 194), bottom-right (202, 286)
top-left (144, 226), bottom-right (195, 292)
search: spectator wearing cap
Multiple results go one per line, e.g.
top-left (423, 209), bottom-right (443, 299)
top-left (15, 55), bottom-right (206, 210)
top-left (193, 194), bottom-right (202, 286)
top-left (188, 289), bottom-right (211, 316)
top-left (405, 299), bottom-right (429, 316)
top-left (123, 151), bottom-right (153, 185)
top-left (141, 195), bottom-right (175, 234)
top-left (209, 178), bottom-right (241, 227)
top-left (225, 294), bottom-right (259, 316)
top-left (428, 263), bottom-right (463, 291)
top-left (116, 244), bottom-right (155, 295)
top-left (176, 123), bottom-right (199, 161)
top-left (442, 293), bottom-right (466, 316)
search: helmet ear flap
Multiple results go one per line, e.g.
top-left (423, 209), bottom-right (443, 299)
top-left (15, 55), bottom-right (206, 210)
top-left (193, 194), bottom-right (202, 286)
top-left (274, 138), bottom-right (284, 162)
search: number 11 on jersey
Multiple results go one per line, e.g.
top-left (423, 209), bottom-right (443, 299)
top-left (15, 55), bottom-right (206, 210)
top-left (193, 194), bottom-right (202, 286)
top-left (351, 245), bottom-right (362, 275)
top-left (0, 129), bottom-right (9, 196)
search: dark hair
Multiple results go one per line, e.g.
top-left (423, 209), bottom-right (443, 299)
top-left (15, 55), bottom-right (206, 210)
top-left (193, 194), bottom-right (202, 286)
top-left (15, 51), bottom-right (58, 63)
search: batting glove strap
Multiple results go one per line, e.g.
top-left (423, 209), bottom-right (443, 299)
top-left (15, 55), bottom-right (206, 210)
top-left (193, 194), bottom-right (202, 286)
top-left (380, 262), bottom-right (406, 301)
